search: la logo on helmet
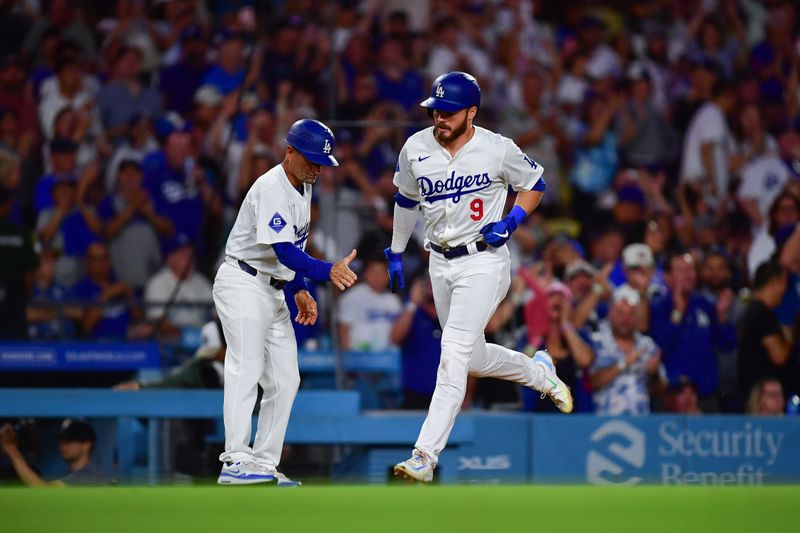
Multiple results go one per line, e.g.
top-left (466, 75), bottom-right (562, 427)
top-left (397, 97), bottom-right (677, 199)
top-left (323, 139), bottom-right (332, 154)
top-left (435, 84), bottom-right (445, 97)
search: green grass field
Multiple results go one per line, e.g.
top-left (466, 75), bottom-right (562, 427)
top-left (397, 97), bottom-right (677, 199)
top-left (2, 485), bottom-right (797, 533)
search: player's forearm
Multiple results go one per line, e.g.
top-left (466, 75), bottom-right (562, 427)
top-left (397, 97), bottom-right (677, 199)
top-left (6, 447), bottom-right (50, 487)
top-left (273, 242), bottom-right (333, 282)
top-left (390, 196), bottom-right (419, 253)
top-left (514, 190), bottom-right (543, 215)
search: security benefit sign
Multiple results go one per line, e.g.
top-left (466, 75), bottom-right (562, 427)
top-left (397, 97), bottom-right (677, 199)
top-left (531, 415), bottom-right (800, 485)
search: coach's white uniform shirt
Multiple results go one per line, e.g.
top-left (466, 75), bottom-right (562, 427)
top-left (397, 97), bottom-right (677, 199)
top-left (393, 126), bottom-right (543, 249)
top-left (224, 163), bottom-right (311, 281)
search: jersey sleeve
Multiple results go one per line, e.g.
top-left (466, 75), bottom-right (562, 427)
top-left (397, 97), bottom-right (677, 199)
top-left (393, 142), bottom-right (421, 201)
top-left (255, 187), bottom-right (296, 246)
top-left (500, 137), bottom-right (545, 192)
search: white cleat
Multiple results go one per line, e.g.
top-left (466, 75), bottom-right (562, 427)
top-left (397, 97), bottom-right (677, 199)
top-left (217, 460), bottom-right (276, 485)
top-left (257, 465), bottom-right (303, 487)
top-left (393, 449), bottom-right (434, 483)
top-left (532, 350), bottom-right (574, 413)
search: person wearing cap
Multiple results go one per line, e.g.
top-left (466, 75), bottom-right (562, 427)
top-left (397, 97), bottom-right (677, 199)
top-left (614, 243), bottom-right (666, 327)
top-left (36, 162), bottom-right (102, 288)
top-left (159, 26), bottom-right (209, 116)
top-left (213, 119), bottom-right (357, 486)
top-left (0, 418), bottom-right (111, 486)
top-left (0, 186), bottom-right (38, 339)
top-left (144, 233), bottom-right (213, 336)
top-left (99, 159), bottom-right (172, 291)
top-left (589, 286), bottom-right (666, 415)
top-left (649, 251), bottom-right (736, 410)
top-left (564, 258), bottom-right (610, 332)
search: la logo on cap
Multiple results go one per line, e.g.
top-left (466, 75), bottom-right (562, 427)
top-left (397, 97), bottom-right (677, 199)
top-left (435, 84), bottom-right (445, 97)
top-left (323, 139), bottom-right (331, 154)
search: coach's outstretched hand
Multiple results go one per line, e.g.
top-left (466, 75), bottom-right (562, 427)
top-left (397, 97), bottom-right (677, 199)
top-left (384, 247), bottom-right (405, 293)
top-left (330, 249), bottom-right (358, 290)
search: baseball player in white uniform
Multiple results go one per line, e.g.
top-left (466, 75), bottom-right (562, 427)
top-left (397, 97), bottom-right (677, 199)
top-left (385, 72), bottom-right (573, 482)
top-left (213, 119), bottom-right (357, 486)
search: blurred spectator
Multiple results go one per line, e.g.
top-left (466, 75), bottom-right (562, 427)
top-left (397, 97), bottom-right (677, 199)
top-left (203, 30), bottom-right (246, 96)
top-left (501, 69), bottom-right (567, 207)
top-left (338, 256), bottom-right (401, 352)
top-left (98, 45), bottom-right (162, 146)
top-left (35, 137), bottom-right (79, 213)
top-left (0, 54), bottom-right (39, 147)
top-left (679, 80), bottom-right (737, 209)
top-left (665, 376), bottom-right (703, 415)
top-left (38, 54), bottom-right (103, 143)
top-left (426, 16), bottom-right (490, 83)
top-left (142, 120), bottom-right (219, 245)
top-left (616, 64), bottom-right (677, 169)
top-left (71, 242), bottom-right (135, 340)
top-left (35, 169), bottom-right (101, 288)
top-left (748, 191), bottom-right (800, 278)
top-left (745, 378), bottom-right (785, 416)
top-left (144, 235), bottom-right (213, 336)
top-left (99, 160), bottom-right (172, 291)
top-left (46, 105), bottom-right (98, 174)
top-left (564, 259), bottom-right (609, 333)
top-left (649, 252), bottom-right (736, 410)
top-left (22, 0), bottom-right (96, 67)
top-left (374, 38), bottom-right (425, 113)
top-left (569, 93), bottom-right (620, 226)
top-left (159, 26), bottom-right (209, 116)
top-left (389, 276), bottom-right (442, 409)
top-left (105, 113), bottom-right (158, 192)
top-left (589, 286), bottom-right (666, 415)
top-left (736, 156), bottom-right (790, 231)
top-left (738, 260), bottom-right (793, 402)
top-left (27, 248), bottom-right (73, 340)
top-left (0, 186), bottom-right (38, 339)
top-left (115, 319), bottom-right (225, 391)
top-left (0, 419), bottom-right (111, 487)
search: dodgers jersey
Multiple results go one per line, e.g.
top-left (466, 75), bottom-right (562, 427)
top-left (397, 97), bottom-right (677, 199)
top-left (394, 126), bottom-right (543, 248)
top-left (224, 163), bottom-right (311, 281)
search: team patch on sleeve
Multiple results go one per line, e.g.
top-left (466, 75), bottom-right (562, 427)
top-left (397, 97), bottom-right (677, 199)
top-left (269, 212), bottom-right (288, 233)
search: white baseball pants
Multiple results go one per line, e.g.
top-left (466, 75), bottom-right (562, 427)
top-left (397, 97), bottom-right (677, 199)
top-left (213, 261), bottom-right (300, 467)
top-left (415, 246), bottom-right (548, 462)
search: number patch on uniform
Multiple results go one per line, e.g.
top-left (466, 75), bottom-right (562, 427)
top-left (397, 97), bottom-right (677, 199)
top-left (523, 155), bottom-right (538, 169)
top-left (470, 198), bottom-right (484, 221)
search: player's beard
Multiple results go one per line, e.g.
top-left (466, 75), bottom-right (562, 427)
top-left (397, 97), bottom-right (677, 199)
top-left (434, 114), bottom-right (469, 143)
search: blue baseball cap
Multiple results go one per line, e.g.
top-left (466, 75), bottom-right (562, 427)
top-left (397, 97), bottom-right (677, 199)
top-left (285, 119), bottom-right (338, 166)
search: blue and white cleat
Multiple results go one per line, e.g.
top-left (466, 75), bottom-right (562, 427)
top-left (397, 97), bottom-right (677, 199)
top-left (533, 350), bottom-right (573, 413)
top-left (275, 471), bottom-right (302, 487)
top-left (393, 449), bottom-right (434, 483)
top-left (217, 461), bottom-right (276, 485)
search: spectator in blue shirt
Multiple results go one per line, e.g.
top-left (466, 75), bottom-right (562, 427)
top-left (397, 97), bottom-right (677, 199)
top-left (98, 46), bottom-right (161, 146)
top-left (389, 277), bottom-right (442, 409)
top-left (590, 286), bottom-right (666, 415)
top-left (35, 137), bottom-right (78, 214)
top-left (27, 247), bottom-right (74, 339)
top-left (71, 241), bottom-right (135, 340)
top-left (141, 117), bottom-right (219, 246)
top-left (159, 26), bottom-right (209, 116)
top-left (649, 252), bottom-right (736, 410)
top-left (202, 30), bottom-right (246, 96)
top-left (35, 170), bottom-right (101, 288)
top-left (374, 38), bottom-right (425, 113)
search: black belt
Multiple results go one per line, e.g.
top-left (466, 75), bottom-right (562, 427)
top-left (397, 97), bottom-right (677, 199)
top-left (429, 241), bottom-right (489, 259)
top-left (237, 260), bottom-right (288, 290)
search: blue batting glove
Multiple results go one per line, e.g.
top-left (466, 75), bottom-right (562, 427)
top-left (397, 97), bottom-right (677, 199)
top-left (479, 206), bottom-right (527, 247)
top-left (384, 247), bottom-right (405, 293)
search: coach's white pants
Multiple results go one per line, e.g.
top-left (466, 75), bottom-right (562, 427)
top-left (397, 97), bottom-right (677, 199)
top-left (415, 246), bottom-right (548, 463)
top-left (213, 261), bottom-right (300, 467)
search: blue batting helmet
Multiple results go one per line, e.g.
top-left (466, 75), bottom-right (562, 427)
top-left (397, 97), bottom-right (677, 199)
top-left (285, 119), bottom-right (338, 166)
top-left (420, 71), bottom-right (481, 112)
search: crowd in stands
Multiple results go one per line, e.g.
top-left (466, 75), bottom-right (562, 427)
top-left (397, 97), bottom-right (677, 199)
top-left (0, 0), bottom-right (799, 416)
